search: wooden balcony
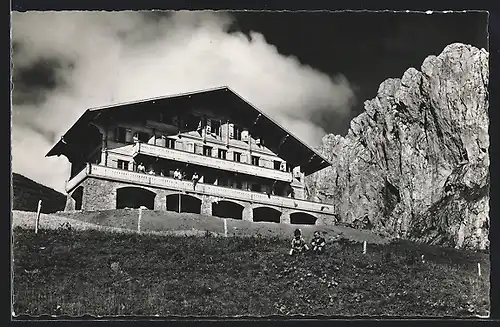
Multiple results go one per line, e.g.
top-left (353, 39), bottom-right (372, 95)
top-left (66, 164), bottom-right (335, 215)
top-left (132, 142), bottom-right (293, 183)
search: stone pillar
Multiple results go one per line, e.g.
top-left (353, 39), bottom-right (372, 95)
top-left (101, 149), bottom-right (107, 166)
top-left (201, 195), bottom-right (212, 216)
top-left (280, 209), bottom-right (291, 224)
top-left (315, 214), bottom-right (328, 226)
top-left (65, 195), bottom-right (75, 212)
top-left (154, 192), bottom-right (166, 211)
top-left (242, 204), bottom-right (253, 222)
top-left (292, 185), bottom-right (305, 200)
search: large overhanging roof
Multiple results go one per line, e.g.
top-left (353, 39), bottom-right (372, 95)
top-left (46, 86), bottom-right (334, 175)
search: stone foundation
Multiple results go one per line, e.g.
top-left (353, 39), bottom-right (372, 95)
top-left (68, 176), bottom-right (333, 225)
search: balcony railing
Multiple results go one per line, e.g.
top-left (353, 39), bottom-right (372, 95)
top-left (68, 163), bottom-right (335, 215)
top-left (132, 142), bottom-right (293, 183)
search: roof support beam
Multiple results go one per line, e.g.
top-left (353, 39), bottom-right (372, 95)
top-left (252, 114), bottom-right (262, 127)
top-left (277, 134), bottom-right (289, 150)
top-left (249, 114), bottom-right (262, 135)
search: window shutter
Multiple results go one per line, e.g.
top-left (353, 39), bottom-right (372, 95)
top-left (175, 140), bottom-right (184, 151)
top-left (241, 130), bottom-right (249, 142)
top-left (157, 135), bottom-right (166, 147)
top-left (280, 162), bottom-right (286, 171)
top-left (187, 142), bottom-right (194, 153)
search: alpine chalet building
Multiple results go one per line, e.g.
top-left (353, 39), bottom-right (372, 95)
top-left (46, 87), bottom-right (336, 225)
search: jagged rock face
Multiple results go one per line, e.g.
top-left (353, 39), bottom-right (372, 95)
top-left (306, 43), bottom-right (489, 250)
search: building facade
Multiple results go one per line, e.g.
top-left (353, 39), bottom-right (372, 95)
top-left (47, 87), bottom-right (337, 225)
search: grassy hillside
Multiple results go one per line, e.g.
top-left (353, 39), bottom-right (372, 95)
top-left (12, 223), bottom-right (489, 317)
top-left (52, 209), bottom-right (387, 244)
top-left (12, 173), bottom-right (66, 213)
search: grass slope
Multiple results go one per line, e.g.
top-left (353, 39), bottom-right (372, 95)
top-left (52, 209), bottom-right (388, 244)
top-left (12, 173), bottom-right (66, 213)
top-left (12, 225), bottom-right (489, 317)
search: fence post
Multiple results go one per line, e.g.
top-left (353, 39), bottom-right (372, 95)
top-left (137, 207), bottom-right (142, 233)
top-left (178, 194), bottom-right (181, 213)
top-left (224, 218), bottom-right (228, 237)
top-left (35, 200), bottom-right (42, 234)
top-left (362, 241), bottom-right (367, 255)
top-left (478, 263), bottom-right (482, 277)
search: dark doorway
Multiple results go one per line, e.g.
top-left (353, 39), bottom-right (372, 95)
top-left (290, 212), bottom-right (317, 225)
top-left (166, 194), bottom-right (201, 214)
top-left (71, 186), bottom-right (83, 210)
top-left (116, 187), bottom-right (155, 209)
top-left (212, 201), bottom-right (244, 219)
top-left (253, 207), bottom-right (281, 223)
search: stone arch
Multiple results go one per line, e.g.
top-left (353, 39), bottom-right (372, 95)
top-left (253, 206), bottom-right (282, 223)
top-left (71, 186), bottom-right (84, 211)
top-left (290, 211), bottom-right (317, 225)
top-left (116, 186), bottom-right (156, 209)
top-left (212, 200), bottom-right (244, 219)
top-left (166, 193), bottom-right (202, 214)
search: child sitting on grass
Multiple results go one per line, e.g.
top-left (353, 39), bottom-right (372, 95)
top-left (289, 228), bottom-right (309, 255)
top-left (311, 231), bottom-right (326, 254)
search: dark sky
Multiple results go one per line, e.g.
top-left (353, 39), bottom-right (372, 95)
top-left (230, 11), bottom-right (488, 134)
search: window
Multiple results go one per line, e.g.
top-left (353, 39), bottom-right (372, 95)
top-left (117, 160), bottom-right (129, 170)
top-left (211, 120), bottom-right (221, 137)
top-left (234, 126), bottom-right (242, 140)
top-left (233, 152), bottom-right (241, 162)
top-left (251, 184), bottom-right (261, 192)
top-left (274, 160), bottom-right (282, 170)
top-left (286, 163), bottom-right (293, 172)
top-left (251, 156), bottom-right (260, 166)
top-left (125, 129), bottom-right (134, 143)
top-left (203, 145), bottom-right (212, 157)
top-left (166, 138), bottom-right (176, 149)
top-left (115, 127), bottom-right (126, 143)
top-left (218, 149), bottom-right (227, 159)
top-left (194, 143), bottom-right (202, 154)
top-left (134, 132), bottom-right (150, 143)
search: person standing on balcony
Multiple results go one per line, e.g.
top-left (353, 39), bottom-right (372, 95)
top-left (137, 162), bottom-right (146, 173)
top-left (289, 229), bottom-right (309, 256)
top-left (192, 172), bottom-right (200, 190)
top-left (173, 169), bottom-right (180, 180)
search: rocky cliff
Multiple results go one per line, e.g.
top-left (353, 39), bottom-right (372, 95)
top-left (306, 43), bottom-right (489, 250)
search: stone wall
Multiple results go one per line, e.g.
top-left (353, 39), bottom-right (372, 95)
top-left (68, 176), bottom-right (332, 225)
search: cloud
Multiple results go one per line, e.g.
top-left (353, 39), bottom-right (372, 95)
top-left (11, 11), bottom-right (356, 192)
